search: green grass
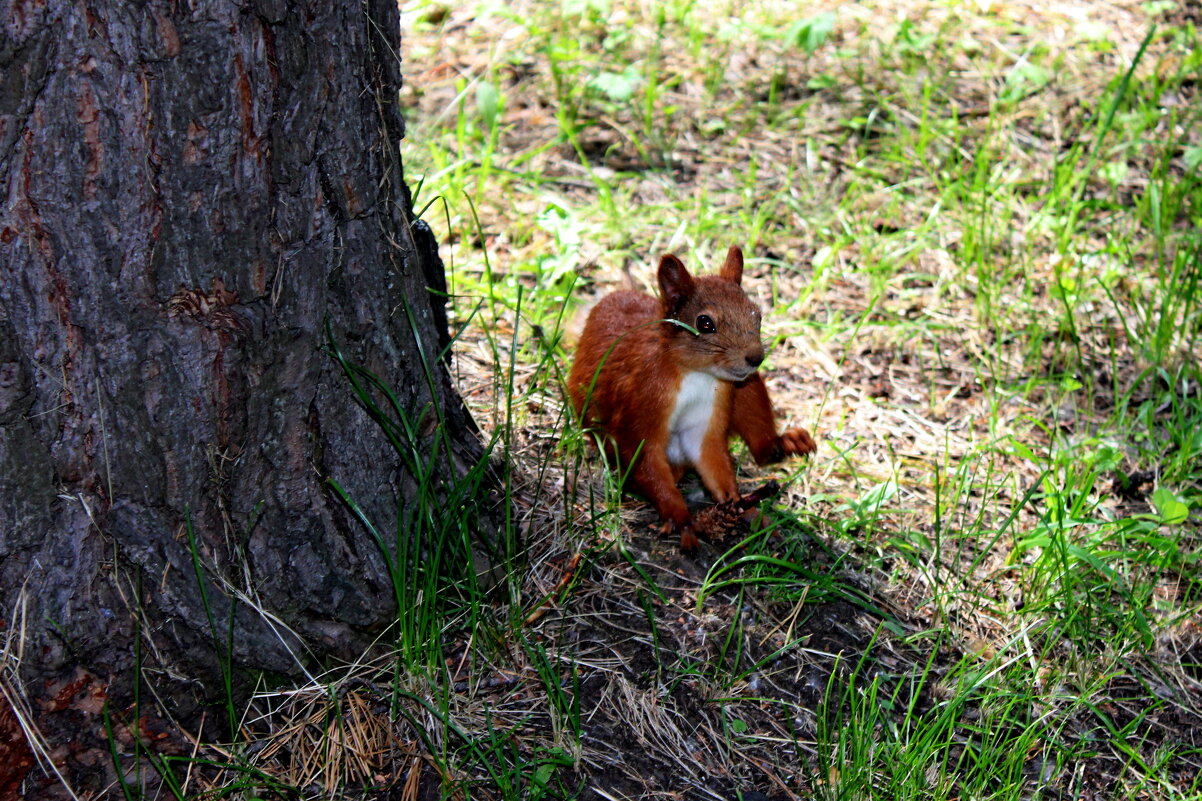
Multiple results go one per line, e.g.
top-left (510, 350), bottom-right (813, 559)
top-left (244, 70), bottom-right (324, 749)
top-left (142, 0), bottom-right (1202, 797)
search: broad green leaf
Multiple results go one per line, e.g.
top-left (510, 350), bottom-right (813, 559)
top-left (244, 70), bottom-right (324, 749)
top-left (589, 67), bottom-right (642, 102)
top-left (1152, 487), bottom-right (1189, 525)
top-left (788, 11), bottom-right (836, 55)
top-left (1185, 145), bottom-right (1202, 171)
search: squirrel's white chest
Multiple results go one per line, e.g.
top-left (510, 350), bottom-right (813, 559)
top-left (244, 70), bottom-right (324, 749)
top-left (666, 372), bottom-right (719, 467)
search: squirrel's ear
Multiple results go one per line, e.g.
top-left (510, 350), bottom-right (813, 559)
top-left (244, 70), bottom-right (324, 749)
top-left (720, 245), bottom-right (744, 285)
top-left (658, 254), bottom-right (695, 314)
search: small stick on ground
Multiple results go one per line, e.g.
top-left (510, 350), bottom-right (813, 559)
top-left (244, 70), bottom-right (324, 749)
top-left (524, 552), bottom-right (583, 625)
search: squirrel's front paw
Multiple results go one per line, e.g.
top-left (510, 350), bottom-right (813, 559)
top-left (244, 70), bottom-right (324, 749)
top-left (781, 427), bottom-right (817, 456)
top-left (751, 430), bottom-right (817, 465)
top-left (661, 518), bottom-right (701, 552)
top-left (678, 523), bottom-right (700, 553)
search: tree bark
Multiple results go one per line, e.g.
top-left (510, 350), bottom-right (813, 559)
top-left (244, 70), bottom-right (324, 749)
top-left (0, 1), bottom-right (489, 793)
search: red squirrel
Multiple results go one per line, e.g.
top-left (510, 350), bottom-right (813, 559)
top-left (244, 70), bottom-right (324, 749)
top-left (568, 246), bottom-right (817, 551)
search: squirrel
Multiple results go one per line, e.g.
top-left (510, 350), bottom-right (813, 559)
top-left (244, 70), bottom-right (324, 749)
top-left (568, 245), bottom-right (816, 551)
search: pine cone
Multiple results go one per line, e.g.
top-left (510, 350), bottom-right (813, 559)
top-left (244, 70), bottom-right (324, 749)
top-left (692, 480), bottom-right (782, 545)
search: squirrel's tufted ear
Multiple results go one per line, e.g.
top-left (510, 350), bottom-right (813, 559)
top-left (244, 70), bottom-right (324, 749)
top-left (658, 254), bottom-right (695, 315)
top-left (720, 245), bottom-right (744, 285)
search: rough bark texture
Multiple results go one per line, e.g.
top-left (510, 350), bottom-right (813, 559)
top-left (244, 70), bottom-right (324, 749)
top-left (0, 1), bottom-right (487, 794)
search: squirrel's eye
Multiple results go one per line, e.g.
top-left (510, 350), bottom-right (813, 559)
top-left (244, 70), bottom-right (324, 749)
top-left (696, 314), bottom-right (716, 334)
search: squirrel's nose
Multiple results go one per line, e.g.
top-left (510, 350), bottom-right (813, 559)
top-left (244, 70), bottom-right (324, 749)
top-left (746, 350), bottom-right (764, 369)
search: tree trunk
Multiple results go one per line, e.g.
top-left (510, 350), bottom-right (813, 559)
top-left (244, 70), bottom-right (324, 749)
top-left (0, 1), bottom-right (490, 793)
